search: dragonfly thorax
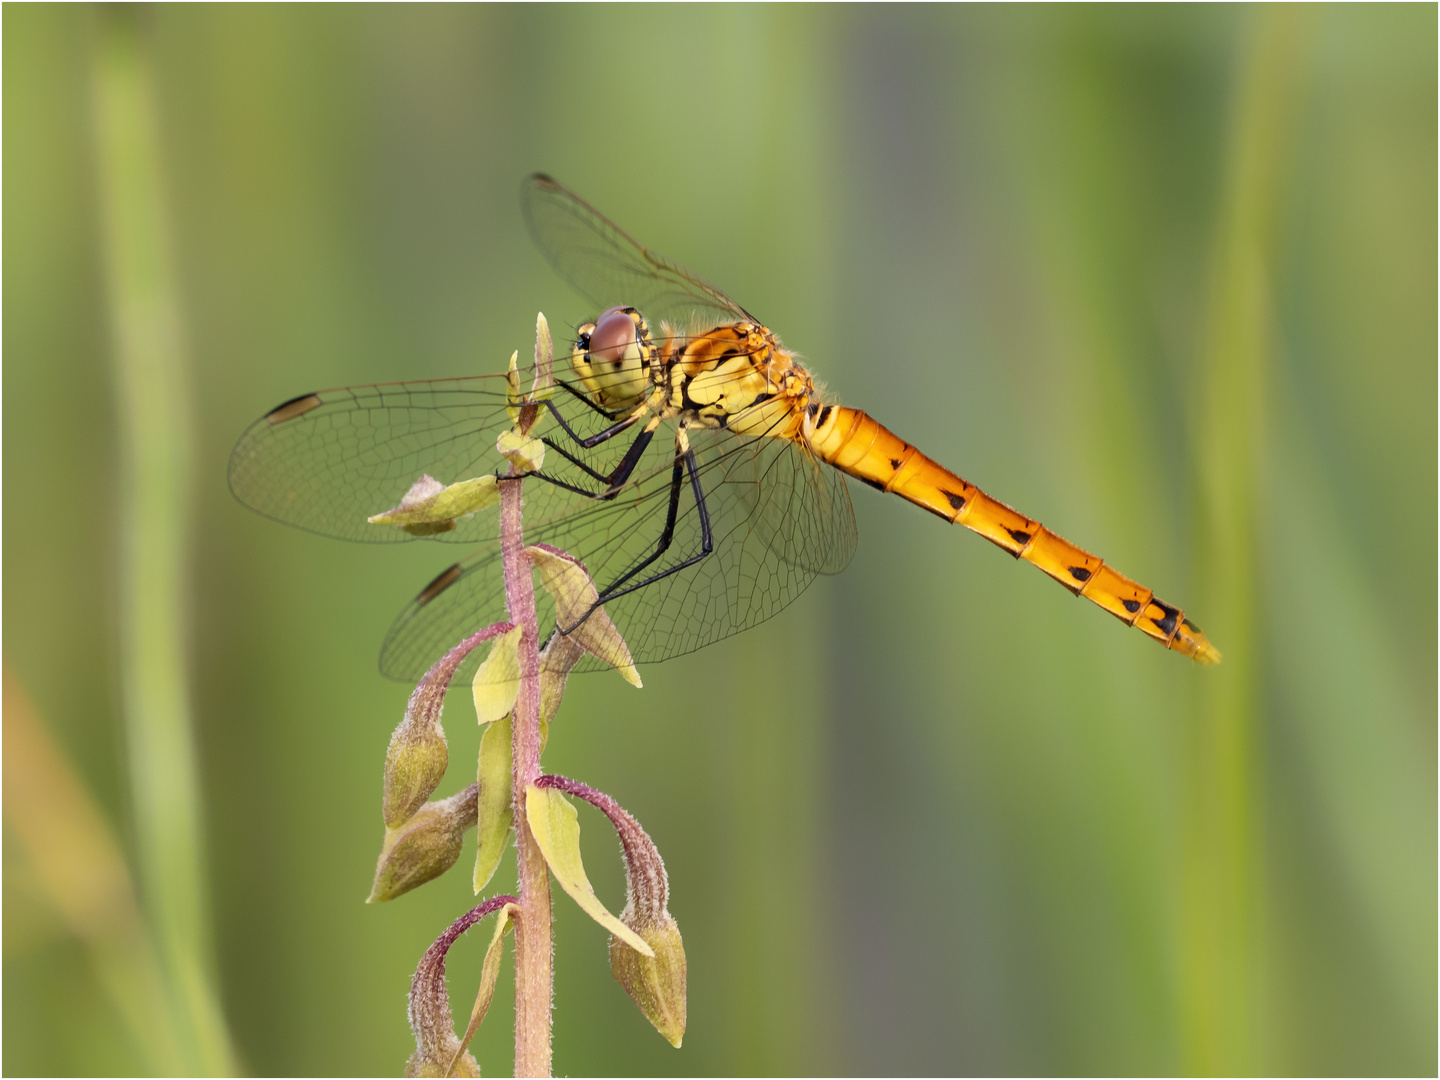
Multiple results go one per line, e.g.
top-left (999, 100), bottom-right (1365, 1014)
top-left (667, 322), bottom-right (815, 441)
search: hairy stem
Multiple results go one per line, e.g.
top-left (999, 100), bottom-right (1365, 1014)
top-left (500, 470), bottom-right (551, 1077)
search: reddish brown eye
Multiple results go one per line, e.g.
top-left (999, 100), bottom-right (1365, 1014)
top-left (590, 308), bottom-right (637, 365)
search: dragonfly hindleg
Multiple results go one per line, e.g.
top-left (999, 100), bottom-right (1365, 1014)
top-left (557, 434), bottom-right (714, 635)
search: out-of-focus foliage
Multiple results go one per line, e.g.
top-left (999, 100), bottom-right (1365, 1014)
top-left (4, 5), bottom-right (1433, 1075)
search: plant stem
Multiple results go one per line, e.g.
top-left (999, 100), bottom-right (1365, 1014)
top-left (1183, 8), bottom-right (1309, 1073)
top-left (499, 469), bottom-right (552, 1077)
top-left (93, 10), bottom-right (238, 1074)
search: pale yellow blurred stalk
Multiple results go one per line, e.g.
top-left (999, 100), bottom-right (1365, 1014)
top-left (92, 9), bottom-right (239, 1075)
top-left (1185, 6), bottom-right (1312, 1073)
top-left (4, 665), bottom-right (184, 1073)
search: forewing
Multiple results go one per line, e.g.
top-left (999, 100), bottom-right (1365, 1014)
top-left (522, 174), bottom-right (753, 328)
top-left (230, 368), bottom-right (652, 547)
top-left (228, 376), bottom-right (516, 544)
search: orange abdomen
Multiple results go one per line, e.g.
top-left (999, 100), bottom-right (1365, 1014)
top-left (808, 405), bottom-right (1220, 664)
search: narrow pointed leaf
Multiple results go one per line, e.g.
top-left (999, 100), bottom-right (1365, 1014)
top-left (448, 902), bottom-right (519, 1076)
top-left (473, 715), bottom-right (513, 893)
top-left (531, 312), bottom-right (554, 401)
top-left (524, 785), bottom-right (652, 957)
top-left (526, 545), bottom-right (641, 686)
top-left (505, 350), bottom-right (521, 424)
top-left (471, 625), bottom-right (523, 724)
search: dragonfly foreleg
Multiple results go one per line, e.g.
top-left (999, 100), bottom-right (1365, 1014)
top-left (540, 395), bottom-right (643, 451)
top-left (552, 376), bottom-right (630, 421)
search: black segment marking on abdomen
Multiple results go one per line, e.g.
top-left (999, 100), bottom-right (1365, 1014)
top-left (1122, 598), bottom-right (1141, 613)
top-left (1068, 566), bottom-right (1092, 583)
top-left (1150, 601), bottom-right (1180, 637)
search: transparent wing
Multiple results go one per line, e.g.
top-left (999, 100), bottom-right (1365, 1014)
top-left (230, 362), bottom-right (859, 685)
top-left (228, 375), bottom-right (515, 544)
top-left (380, 423), bottom-right (857, 683)
top-left (228, 368), bottom-right (647, 546)
top-left (522, 173), bottom-right (754, 328)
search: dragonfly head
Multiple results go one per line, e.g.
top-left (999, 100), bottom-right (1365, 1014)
top-left (572, 306), bottom-right (655, 409)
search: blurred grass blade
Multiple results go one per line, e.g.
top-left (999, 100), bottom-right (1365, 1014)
top-left (3, 663), bottom-right (186, 1073)
top-left (92, 10), bottom-right (239, 1075)
top-left (1185, 6), bottom-right (1312, 1073)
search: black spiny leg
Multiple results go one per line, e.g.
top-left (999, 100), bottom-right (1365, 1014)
top-left (543, 420), bottom-right (657, 495)
top-left (541, 393), bottom-right (643, 451)
top-left (598, 455), bottom-right (686, 595)
top-left (557, 439), bottom-right (715, 634)
top-left (553, 376), bottom-right (629, 421)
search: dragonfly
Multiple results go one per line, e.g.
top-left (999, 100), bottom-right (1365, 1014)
top-left (229, 174), bottom-right (1220, 685)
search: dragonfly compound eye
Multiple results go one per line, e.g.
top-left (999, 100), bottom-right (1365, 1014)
top-left (574, 306), bottom-right (649, 406)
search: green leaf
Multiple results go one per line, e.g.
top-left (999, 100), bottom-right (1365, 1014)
top-left (526, 546), bottom-right (641, 687)
top-left (524, 785), bottom-right (652, 957)
top-left (448, 902), bottom-right (519, 1076)
top-left (505, 349), bottom-right (522, 424)
top-left (471, 626), bottom-right (522, 725)
top-left (472, 716), bottom-right (513, 893)
top-left (496, 429), bottom-right (546, 472)
top-left (531, 312), bottom-right (554, 404)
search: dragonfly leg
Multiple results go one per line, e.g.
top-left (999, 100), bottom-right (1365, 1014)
top-left (541, 396), bottom-right (642, 450)
top-left (542, 418), bottom-right (658, 493)
top-left (594, 456), bottom-right (685, 596)
top-left (552, 376), bottom-right (630, 421)
top-left (557, 439), bottom-right (714, 633)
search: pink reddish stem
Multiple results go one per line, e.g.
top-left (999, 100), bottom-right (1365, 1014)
top-left (500, 469), bottom-right (552, 1077)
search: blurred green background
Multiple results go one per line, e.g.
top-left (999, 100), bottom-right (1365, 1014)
top-left (5, 4), bottom-right (1434, 1076)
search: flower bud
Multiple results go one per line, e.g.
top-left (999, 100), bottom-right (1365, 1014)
top-left (610, 912), bottom-right (687, 1049)
top-left (405, 895), bottom-right (516, 1077)
top-left (384, 624), bottom-right (514, 828)
top-left (497, 429), bottom-right (546, 472)
top-left (384, 730), bottom-right (448, 833)
top-left (370, 783), bottom-right (478, 903)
